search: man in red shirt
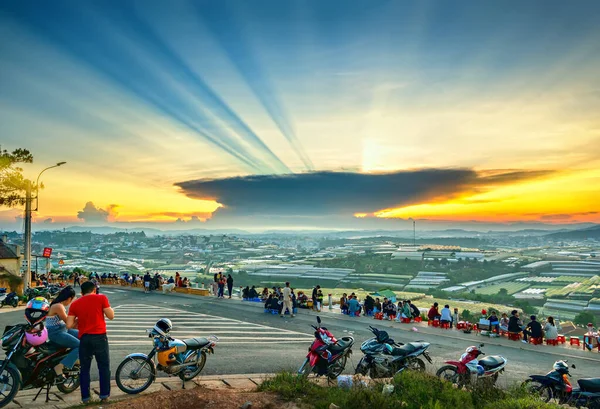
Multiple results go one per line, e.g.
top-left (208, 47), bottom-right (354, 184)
top-left (67, 281), bottom-right (114, 403)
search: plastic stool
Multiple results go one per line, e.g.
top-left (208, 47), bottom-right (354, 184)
top-left (529, 337), bottom-right (543, 345)
top-left (414, 316), bottom-right (422, 323)
top-left (401, 317), bottom-right (411, 324)
top-left (546, 339), bottom-right (558, 346)
top-left (508, 332), bottom-right (521, 341)
top-left (441, 322), bottom-right (451, 329)
top-left (556, 335), bottom-right (566, 344)
top-left (570, 337), bottom-right (580, 346)
top-left (432, 320), bottom-right (440, 328)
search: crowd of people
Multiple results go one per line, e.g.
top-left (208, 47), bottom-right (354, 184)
top-left (242, 283), bottom-right (299, 317)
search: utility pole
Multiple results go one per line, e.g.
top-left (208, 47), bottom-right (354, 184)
top-left (24, 180), bottom-right (32, 291)
top-left (413, 219), bottom-right (416, 247)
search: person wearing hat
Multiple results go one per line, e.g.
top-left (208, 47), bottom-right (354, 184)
top-left (522, 315), bottom-right (543, 344)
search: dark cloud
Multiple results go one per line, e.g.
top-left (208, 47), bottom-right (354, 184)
top-left (77, 202), bottom-right (118, 223)
top-left (176, 169), bottom-right (551, 219)
top-left (43, 218), bottom-right (53, 224)
top-left (539, 212), bottom-right (598, 221)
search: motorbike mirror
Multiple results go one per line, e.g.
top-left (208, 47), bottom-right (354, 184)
top-left (572, 364), bottom-right (576, 369)
top-left (479, 343), bottom-right (485, 347)
top-left (317, 316), bottom-right (322, 324)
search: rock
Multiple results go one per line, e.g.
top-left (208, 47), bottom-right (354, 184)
top-left (329, 403), bottom-right (341, 409)
top-left (240, 402), bottom-right (253, 409)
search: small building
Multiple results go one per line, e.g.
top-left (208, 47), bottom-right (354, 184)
top-left (0, 237), bottom-right (22, 276)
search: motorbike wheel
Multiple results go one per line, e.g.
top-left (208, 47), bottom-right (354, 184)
top-left (0, 363), bottom-right (20, 408)
top-left (327, 354), bottom-right (347, 380)
top-left (116, 356), bottom-right (155, 394)
top-left (57, 365), bottom-right (80, 394)
top-left (298, 358), bottom-right (313, 378)
top-left (522, 379), bottom-right (553, 403)
top-left (10, 299), bottom-right (18, 308)
top-left (179, 351), bottom-right (207, 381)
top-left (436, 365), bottom-right (461, 386)
top-left (405, 357), bottom-right (426, 372)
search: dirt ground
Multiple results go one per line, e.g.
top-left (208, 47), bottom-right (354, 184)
top-left (94, 386), bottom-right (301, 409)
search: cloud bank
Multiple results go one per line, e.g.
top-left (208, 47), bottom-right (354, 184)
top-left (176, 169), bottom-right (553, 219)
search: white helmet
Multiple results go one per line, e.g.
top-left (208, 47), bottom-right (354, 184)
top-left (153, 318), bottom-right (173, 336)
top-left (466, 345), bottom-right (480, 354)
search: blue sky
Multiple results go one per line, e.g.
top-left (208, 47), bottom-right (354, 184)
top-left (1, 0), bottom-right (599, 229)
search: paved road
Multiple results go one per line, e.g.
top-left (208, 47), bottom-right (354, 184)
top-left (1, 287), bottom-right (599, 387)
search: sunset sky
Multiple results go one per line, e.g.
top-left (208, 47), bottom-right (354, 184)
top-left (1, 0), bottom-right (599, 230)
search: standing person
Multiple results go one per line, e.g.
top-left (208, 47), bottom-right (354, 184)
top-left (316, 289), bottom-right (324, 312)
top-left (340, 293), bottom-right (348, 314)
top-left (46, 286), bottom-right (79, 381)
top-left (311, 285), bottom-right (320, 311)
top-left (73, 272), bottom-right (80, 288)
top-left (280, 282), bottom-right (294, 317)
top-left (143, 272), bottom-right (152, 294)
top-left (226, 274), bottom-right (234, 299)
top-left (218, 276), bottom-right (225, 298)
top-left (66, 281), bottom-right (114, 404)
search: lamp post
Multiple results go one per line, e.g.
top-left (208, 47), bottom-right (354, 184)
top-left (23, 162), bottom-right (66, 291)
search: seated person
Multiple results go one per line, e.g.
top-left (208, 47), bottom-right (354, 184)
top-left (364, 295), bottom-right (375, 316)
top-left (440, 304), bottom-right (452, 327)
top-left (249, 286), bottom-right (259, 299)
top-left (409, 301), bottom-right (420, 320)
top-left (544, 316), bottom-right (558, 341)
top-left (499, 313), bottom-right (509, 332)
top-left (242, 286), bottom-right (250, 299)
top-left (261, 287), bottom-right (269, 300)
top-left (347, 295), bottom-right (360, 316)
top-left (508, 310), bottom-right (524, 335)
top-left (488, 311), bottom-right (500, 332)
top-left (523, 315), bottom-right (543, 343)
top-left (428, 303), bottom-right (441, 321)
top-left (374, 298), bottom-right (382, 313)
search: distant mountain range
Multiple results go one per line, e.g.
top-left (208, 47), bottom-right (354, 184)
top-left (544, 225), bottom-right (600, 240)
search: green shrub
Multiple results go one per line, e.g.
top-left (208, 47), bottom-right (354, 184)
top-left (483, 397), bottom-right (562, 409)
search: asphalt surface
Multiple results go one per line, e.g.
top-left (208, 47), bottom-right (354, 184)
top-left (1, 287), bottom-right (599, 387)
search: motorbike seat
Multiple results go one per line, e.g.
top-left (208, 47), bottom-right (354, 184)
top-left (329, 337), bottom-right (354, 354)
top-left (391, 342), bottom-right (427, 356)
top-left (578, 378), bottom-right (600, 393)
top-left (183, 337), bottom-right (211, 350)
top-left (479, 356), bottom-right (505, 369)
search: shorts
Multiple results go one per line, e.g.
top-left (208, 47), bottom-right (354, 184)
top-left (144, 281), bottom-right (150, 288)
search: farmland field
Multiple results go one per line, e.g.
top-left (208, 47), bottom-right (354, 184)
top-left (474, 282), bottom-right (530, 295)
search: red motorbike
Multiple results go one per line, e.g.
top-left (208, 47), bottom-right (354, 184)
top-left (436, 344), bottom-right (507, 387)
top-left (297, 316), bottom-right (353, 379)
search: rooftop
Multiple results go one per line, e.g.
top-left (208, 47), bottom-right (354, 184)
top-left (0, 242), bottom-right (19, 259)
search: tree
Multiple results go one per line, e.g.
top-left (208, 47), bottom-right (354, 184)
top-left (461, 309), bottom-right (473, 322)
top-left (574, 311), bottom-right (597, 327)
top-left (498, 288), bottom-right (509, 296)
top-left (0, 148), bottom-right (34, 207)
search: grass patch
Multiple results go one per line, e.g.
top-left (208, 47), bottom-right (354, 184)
top-left (260, 372), bottom-right (562, 409)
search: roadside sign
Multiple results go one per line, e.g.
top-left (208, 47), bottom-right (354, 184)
top-left (58, 259), bottom-right (64, 265)
top-left (42, 247), bottom-right (53, 258)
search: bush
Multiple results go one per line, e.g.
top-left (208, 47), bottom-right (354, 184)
top-left (574, 311), bottom-right (597, 327)
top-left (0, 273), bottom-right (23, 292)
top-left (261, 371), bottom-right (563, 409)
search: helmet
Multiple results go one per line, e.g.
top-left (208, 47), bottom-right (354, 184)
top-left (153, 318), bottom-right (173, 336)
top-left (466, 345), bottom-right (480, 354)
top-left (553, 360), bottom-right (569, 374)
top-left (25, 326), bottom-right (48, 346)
top-left (25, 297), bottom-right (50, 326)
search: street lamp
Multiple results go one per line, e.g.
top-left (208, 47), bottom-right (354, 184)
top-left (34, 161), bottom-right (67, 211)
top-left (23, 161), bottom-right (66, 290)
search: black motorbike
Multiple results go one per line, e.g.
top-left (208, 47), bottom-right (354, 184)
top-left (355, 326), bottom-right (432, 378)
top-left (0, 292), bottom-right (19, 308)
top-left (523, 361), bottom-right (600, 409)
top-left (24, 287), bottom-right (51, 302)
top-left (0, 323), bottom-right (80, 407)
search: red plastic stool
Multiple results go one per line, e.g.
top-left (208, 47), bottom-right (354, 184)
top-left (500, 330), bottom-right (508, 337)
top-left (557, 335), bottom-right (566, 344)
top-left (414, 316), bottom-right (422, 323)
top-left (508, 332), bottom-right (521, 341)
top-left (457, 321), bottom-right (466, 330)
top-left (441, 321), bottom-right (451, 329)
top-left (546, 339), bottom-right (558, 346)
top-left (432, 319), bottom-right (440, 328)
top-left (529, 337), bottom-right (543, 345)
top-left (570, 337), bottom-right (580, 346)
top-left (401, 317), bottom-right (411, 324)
top-left (389, 314), bottom-right (396, 321)
top-left (374, 312), bottom-right (383, 320)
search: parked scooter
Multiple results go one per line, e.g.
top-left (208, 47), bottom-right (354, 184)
top-left (297, 316), bottom-right (354, 379)
top-left (523, 360), bottom-right (600, 408)
top-left (436, 344), bottom-right (507, 387)
top-left (355, 326), bottom-right (431, 378)
top-left (115, 318), bottom-right (218, 394)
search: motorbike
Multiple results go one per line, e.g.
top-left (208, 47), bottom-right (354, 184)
top-left (297, 316), bottom-right (354, 379)
top-left (115, 319), bottom-right (218, 394)
top-left (523, 361), bottom-right (600, 409)
top-left (0, 324), bottom-right (80, 407)
top-left (436, 344), bottom-right (507, 387)
top-left (24, 287), bottom-right (51, 302)
top-left (0, 292), bottom-right (19, 308)
top-left (355, 326), bottom-right (431, 378)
